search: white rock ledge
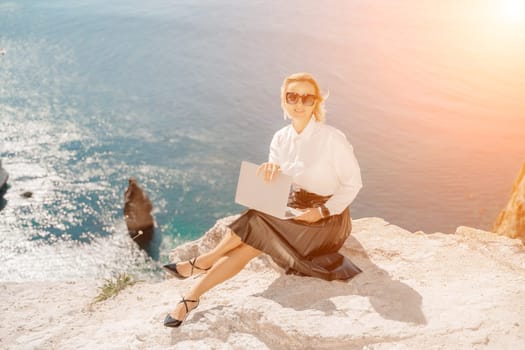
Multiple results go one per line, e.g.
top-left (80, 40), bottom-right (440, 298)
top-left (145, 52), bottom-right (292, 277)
top-left (1, 217), bottom-right (524, 350)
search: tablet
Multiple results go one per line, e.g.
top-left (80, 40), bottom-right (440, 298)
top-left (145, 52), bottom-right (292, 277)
top-left (234, 161), bottom-right (303, 219)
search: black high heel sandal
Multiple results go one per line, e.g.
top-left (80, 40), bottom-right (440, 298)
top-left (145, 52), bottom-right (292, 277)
top-left (163, 297), bottom-right (200, 328)
top-left (162, 257), bottom-right (211, 279)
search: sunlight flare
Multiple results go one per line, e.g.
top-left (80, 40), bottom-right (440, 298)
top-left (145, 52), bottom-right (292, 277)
top-left (501, 0), bottom-right (525, 23)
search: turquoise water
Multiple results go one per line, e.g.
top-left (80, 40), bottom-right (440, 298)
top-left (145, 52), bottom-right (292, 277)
top-left (1, 0), bottom-right (524, 281)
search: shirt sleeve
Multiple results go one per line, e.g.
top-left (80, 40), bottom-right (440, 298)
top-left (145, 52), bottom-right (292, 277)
top-left (268, 131), bottom-right (281, 165)
top-left (323, 132), bottom-right (363, 215)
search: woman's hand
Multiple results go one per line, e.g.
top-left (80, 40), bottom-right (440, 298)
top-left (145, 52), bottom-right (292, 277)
top-left (292, 208), bottom-right (323, 223)
top-left (256, 162), bottom-right (281, 183)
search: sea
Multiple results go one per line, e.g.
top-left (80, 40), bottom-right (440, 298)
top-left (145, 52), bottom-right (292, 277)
top-left (1, 0), bottom-right (524, 282)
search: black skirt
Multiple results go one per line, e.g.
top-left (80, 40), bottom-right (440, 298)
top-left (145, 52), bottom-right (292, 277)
top-left (228, 188), bottom-right (363, 281)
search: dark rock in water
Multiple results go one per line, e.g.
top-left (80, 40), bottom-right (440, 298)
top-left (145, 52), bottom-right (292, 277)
top-left (21, 191), bottom-right (33, 198)
top-left (124, 178), bottom-right (154, 245)
top-left (0, 185), bottom-right (7, 212)
top-left (0, 159), bottom-right (8, 189)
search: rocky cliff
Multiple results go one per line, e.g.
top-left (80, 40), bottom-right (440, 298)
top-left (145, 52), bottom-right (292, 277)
top-left (493, 162), bottom-right (525, 244)
top-left (1, 216), bottom-right (524, 349)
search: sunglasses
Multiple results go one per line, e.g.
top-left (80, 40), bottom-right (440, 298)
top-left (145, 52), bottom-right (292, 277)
top-left (285, 92), bottom-right (317, 106)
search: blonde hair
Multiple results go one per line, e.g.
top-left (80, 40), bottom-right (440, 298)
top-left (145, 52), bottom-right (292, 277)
top-left (280, 72), bottom-right (328, 122)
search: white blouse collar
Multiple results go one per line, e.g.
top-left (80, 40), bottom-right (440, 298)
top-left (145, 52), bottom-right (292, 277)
top-left (291, 116), bottom-right (318, 140)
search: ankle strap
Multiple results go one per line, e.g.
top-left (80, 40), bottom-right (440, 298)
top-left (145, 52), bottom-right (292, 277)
top-left (178, 296), bottom-right (199, 313)
top-left (189, 257), bottom-right (210, 275)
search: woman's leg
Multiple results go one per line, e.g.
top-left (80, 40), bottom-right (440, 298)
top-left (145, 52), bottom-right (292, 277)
top-left (168, 242), bottom-right (261, 320)
top-left (174, 228), bottom-right (245, 277)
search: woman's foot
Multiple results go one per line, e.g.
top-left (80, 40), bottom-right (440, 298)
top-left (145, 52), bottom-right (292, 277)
top-left (164, 296), bottom-right (200, 328)
top-left (163, 257), bottom-right (211, 279)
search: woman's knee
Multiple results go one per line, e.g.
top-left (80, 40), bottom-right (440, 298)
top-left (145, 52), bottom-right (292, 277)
top-left (227, 228), bottom-right (242, 241)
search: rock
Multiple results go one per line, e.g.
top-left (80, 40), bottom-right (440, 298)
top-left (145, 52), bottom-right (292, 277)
top-left (493, 162), bottom-right (525, 244)
top-left (123, 178), bottom-right (154, 244)
top-left (20, 191), bottom-right (33, 198)
top-left (0, 159), bottom-right (8, 189)
top-left (1, 217), bottom-right (524, 349)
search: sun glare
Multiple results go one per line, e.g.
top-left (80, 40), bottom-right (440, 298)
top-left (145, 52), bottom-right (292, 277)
top-left (501, 0), bottom-right (525, 23)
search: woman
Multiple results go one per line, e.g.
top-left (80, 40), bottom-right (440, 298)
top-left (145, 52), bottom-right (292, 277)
top-left (162, 72), bottom-right (363, 328)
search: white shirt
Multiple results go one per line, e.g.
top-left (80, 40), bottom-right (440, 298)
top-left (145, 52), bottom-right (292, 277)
top-left (268, 117), bottom-right (363, 215)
